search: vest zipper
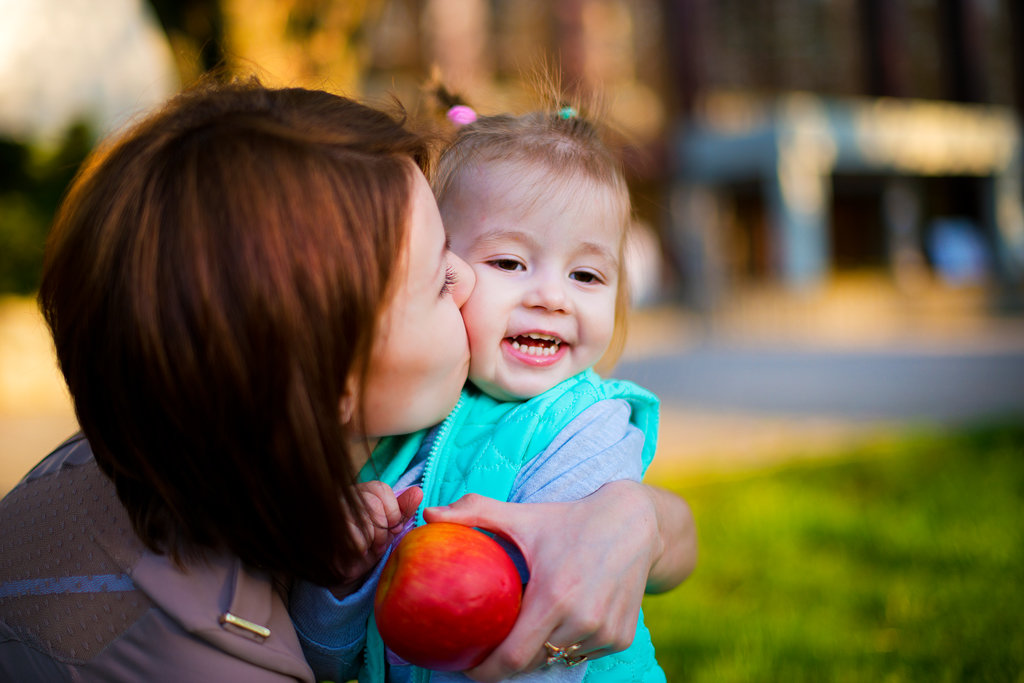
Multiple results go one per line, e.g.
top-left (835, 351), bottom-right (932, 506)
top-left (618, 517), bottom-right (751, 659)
top-left (415, 392), bottom-right (465, 525)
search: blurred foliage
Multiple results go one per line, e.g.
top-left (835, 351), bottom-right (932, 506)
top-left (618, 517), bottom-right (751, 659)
top-left (643, 421), bottom-right (1024, 682)
top-left (146, 0), bottom-right (225, 82)
top-left (0, 123), bottom-right (93, 294)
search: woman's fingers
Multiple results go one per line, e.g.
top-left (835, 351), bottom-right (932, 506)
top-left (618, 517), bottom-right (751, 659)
top-left (461, 575), bottom-right (623, 682)
top-left (423, 493), bottom-right (527, 547)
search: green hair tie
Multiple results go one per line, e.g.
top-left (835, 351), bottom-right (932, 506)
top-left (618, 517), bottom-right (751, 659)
top-left (558, 106), bottom-right (577, 120)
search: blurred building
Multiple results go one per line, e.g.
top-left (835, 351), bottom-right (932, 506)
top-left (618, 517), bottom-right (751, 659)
top-left (661, 0), bottom-right (1024, 309)
top-left (353, 0), bottom-right (1024, 309)
top-left (4, 0), bottom-right (1023, 309)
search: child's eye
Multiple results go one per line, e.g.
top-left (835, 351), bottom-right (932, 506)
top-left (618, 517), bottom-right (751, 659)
top-left (570, 270), bottom-right (603, 284)
top-left (489, 259), bottom-right (524, 272)
top-left (439, 264), bottom-right (458, 297)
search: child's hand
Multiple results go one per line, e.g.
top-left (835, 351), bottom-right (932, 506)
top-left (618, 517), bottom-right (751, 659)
top-left (332, 482), bottom-right (422, 598)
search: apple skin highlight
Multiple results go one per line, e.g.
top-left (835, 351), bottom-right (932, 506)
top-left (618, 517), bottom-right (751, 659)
top-left (374, 522), bottom-right (523, 671)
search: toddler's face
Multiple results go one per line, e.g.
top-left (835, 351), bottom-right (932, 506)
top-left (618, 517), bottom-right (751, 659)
top-left (442, 160), bottom-right (622, 401)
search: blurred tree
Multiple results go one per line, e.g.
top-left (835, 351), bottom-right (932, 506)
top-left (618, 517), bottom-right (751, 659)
top-left (221, 0), bottom-right (373, 93)
top-left (423, 0), bottom-right (492, 97)
top-left (145, 0), bottom-right (375, 93)
top-left (662, 0), bottom-right (705, 117)
top-left (938, 0), bottom-right (988, 104)
top-left (860, 0), bottom-right (911, 97)
top-left (147, 0), bottom-right (226, 83)
top-left (0, 124), bottom-right (93, 294)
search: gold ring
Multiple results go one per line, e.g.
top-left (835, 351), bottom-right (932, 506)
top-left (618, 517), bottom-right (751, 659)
top-left (544, 641), bottom-right (588, 668)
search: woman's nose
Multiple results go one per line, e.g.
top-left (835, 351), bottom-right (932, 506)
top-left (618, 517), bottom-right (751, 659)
top-left (449, 251), bottom-right (475, 308)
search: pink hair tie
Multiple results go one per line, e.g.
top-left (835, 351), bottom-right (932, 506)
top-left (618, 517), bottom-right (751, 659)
top-left (446, 105), bottom-right (477, 126)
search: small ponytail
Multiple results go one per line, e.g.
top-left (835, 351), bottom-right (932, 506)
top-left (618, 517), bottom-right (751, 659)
top-left (425, 71), bottom-right (478, 126)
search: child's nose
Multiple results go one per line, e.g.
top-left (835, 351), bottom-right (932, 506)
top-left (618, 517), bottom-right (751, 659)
top-left (524, 271), bottom-right (569, 312)
top-left (448, 252), bottom-right (475, 308)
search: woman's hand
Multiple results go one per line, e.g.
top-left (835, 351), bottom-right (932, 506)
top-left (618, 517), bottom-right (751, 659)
top-left (423, 480), bottom-right (696, 682)
top-left (331, 482), bottom-right (422, 599)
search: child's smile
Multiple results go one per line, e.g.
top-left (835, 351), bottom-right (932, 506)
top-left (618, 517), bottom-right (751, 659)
top-left (505, 332), bottom-right (568, 365)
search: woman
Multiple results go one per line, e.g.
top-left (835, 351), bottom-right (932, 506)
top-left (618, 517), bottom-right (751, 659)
top-left (0, 79), bottom-right (695, 682)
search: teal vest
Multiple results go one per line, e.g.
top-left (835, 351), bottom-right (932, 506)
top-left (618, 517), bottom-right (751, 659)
top-left (358, 370), bottom-right (665, 683)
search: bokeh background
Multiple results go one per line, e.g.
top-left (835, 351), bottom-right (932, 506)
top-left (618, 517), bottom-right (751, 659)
top-left (2, 1), bottom-right (1023, 679)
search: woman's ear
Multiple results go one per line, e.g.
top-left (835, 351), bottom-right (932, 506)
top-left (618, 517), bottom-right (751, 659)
top-left (339, 381), bottom-right (357, 425)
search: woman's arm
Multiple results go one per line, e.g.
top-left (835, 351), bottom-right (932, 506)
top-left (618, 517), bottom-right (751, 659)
top-left (423, 480), bottom-right (697, 682)
top-left (645, 482), bottom-right (698, 593)
top-left (504, 399), bottom-right (697, 595)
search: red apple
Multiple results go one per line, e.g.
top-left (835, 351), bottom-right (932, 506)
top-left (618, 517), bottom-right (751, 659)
top-left (374, 521), bottom-right (523, 671)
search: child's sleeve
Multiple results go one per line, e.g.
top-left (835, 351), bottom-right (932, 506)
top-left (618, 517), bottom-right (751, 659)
top-left (510, 398), bottom-right (643, 504)
top-left (499, 399), bottom-right (644, 576)
top-left (288, 560), bottom-right (383, 682)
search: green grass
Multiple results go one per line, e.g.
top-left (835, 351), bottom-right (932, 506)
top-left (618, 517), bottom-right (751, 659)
top-left (641, 422), bottom-right (1024, 682)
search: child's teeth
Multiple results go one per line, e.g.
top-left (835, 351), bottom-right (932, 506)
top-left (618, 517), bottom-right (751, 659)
top-left (510, 339), bottom-right (561, 356)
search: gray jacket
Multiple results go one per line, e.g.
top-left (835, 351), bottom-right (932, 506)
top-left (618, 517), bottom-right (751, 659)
top-left (0, 436), bottom-right (315, 682)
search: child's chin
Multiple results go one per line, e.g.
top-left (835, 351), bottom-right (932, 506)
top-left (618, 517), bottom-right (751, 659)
top-left (469, 375), bottom-right (565, 402)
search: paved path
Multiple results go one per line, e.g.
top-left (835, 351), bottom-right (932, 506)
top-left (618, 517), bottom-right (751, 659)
top-left (615, 345), bottom-right (1024, 423)
top-left (612, 287), bottom-right (1024, 476)
top-left (613, 342), bottom-right (1024, 478)
top-left (4, 284), bottom-right (1024, 490)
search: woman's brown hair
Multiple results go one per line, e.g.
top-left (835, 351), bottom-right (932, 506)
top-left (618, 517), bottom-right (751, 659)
top-left (38, 78), bottom-right (432, 586)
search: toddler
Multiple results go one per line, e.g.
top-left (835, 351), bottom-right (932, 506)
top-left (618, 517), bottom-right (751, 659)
top-left (297, 93), bottom-right (665, 683)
